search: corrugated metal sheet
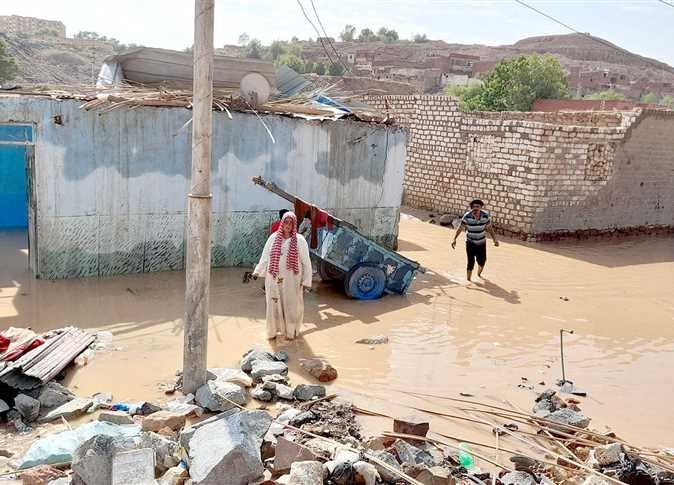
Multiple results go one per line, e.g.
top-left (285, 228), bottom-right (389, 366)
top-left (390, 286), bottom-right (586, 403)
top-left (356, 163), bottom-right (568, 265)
top-left (102, 47), bottom-right (276, 90)
top-left (276, 65), bottom-right (311, 98)
top-left (0, 327), bottom-right (95, 390)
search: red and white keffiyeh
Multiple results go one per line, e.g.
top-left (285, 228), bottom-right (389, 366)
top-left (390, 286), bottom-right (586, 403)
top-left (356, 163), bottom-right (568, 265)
top-left (269, 212), bottom-right (299, 278)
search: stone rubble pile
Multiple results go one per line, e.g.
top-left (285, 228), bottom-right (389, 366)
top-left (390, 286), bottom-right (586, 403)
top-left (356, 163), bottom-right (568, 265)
top-left (3, 353), bottom-right (674, 485)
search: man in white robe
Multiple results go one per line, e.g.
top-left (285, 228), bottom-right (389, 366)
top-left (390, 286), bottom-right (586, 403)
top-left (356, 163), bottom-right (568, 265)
top-left (254, 212), bottom-right (312, 340)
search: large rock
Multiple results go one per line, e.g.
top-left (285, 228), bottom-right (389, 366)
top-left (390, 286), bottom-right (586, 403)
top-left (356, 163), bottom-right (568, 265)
top-left (240, 350), bottom-right (275, 373)
top-left (293, 385), bottom-right (326, 402)
top-left (207, 368), bottom-right (253, 388)
top-left (288, 461), bottom-right (324, 485)
top-left (370, 450), bottom-right (401, 483)
top-left (393, 415), bottom-right (430, 438)
top-left (546, 408), bottom-right (591, 429)
top-left (15, 394), bottom-right (41, 422)
top-left (111, 448), bottom-right (155, 485)
top-left (299, 358), bottom-right (338, 382)
top-left (392, 439), bottom-right (420, 465)
top-left (140, 432), bottom-right (179, 474)
top-left (38, 397), bottom-right (93, 423)
top-left (19, 421), bottom-right (142, 470)
top-left (251, 386), bottom-right (273, 402)
top-left (275, 383), bottom-right (295, 400)
top-left (274, 437), bottom-right (321, 474)
top-left (501, 471), bottom-right (537, 485)
top-left (195, 380), bottom-right (246, 412)
top-left (19, 465), bottom-right (66, 485)
top-left (416, 466), bottom-right (455, 485)
top-left (188, 410), bottom-right (272, 485)
top-left (353, 461), bottom-right (380, 485)
top-left (330, 461), bottom-right (355, 485)
top-left (0, 398), bottom-right (9, 413)
top-left (72, 434), bottom-right (140, 485)
top-left (159, 466), bottom-right (188, 485)
top-left (251, 360), bottom-right (289, 381)
top-left (594, 443), bottom-right (622, 466)
top-left (179, 408), bottom-right (240, 451)
top-left (141, 411), bottom-right (186, 433)
top-left (99, 411), bottom-right (134, 426)
top-left (38, 382), bottom-right (75, 409)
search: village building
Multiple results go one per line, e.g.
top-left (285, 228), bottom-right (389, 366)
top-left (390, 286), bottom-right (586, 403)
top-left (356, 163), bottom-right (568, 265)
top-left (0, 92), bottom-right (406, 280)
top-left (363, 95), bottom-right (674, 240)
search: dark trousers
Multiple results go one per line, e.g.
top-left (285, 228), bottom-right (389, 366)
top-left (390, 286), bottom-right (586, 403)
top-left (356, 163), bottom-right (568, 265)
top-left (466, 241), bottom-right (487, 271)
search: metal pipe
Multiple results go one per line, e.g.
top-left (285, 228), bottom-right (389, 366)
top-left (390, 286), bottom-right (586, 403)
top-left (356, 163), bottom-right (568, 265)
top-left (560, 328), bottom-right (574, 383)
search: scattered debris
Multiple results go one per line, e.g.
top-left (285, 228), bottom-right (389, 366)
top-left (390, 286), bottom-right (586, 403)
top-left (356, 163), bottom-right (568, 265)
top-left (355, 336), bottom-right (389, 345)
top-left (3, 338), bottom-right (669, 485)
top-left (0, 327), bottom-right (95, 390)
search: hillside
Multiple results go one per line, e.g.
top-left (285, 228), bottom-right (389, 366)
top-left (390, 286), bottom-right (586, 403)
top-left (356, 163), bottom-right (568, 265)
top-left (2, 14), bottom-right (673, 99)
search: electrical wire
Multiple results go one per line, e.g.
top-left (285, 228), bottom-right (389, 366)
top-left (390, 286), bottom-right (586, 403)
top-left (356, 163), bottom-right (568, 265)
top-left (294, 0), bottom-right (337, 67)
top-left (308, 0), bottom-right (351, 74)
top-left (656, 0), bottom-right (674, 7)
top-left (513, 0), bottom-right (670, 73)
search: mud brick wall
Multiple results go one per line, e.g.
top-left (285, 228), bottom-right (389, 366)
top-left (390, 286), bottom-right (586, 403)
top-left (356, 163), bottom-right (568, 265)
top-left (363, 95), bottom-right (674, 239)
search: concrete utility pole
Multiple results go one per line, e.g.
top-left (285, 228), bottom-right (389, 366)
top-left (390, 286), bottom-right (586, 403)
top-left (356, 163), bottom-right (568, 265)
top-left (183, 0), bottom-right (214, 394)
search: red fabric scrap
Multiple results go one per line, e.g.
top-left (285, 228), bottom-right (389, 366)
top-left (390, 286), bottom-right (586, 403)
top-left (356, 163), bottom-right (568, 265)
top-left (3, 338), bottom-right (44, 361)
top-left (293, 198), bottom-right (335, 249)
top-left (0, 335), bottom-right (9, 353)
top-left (269, 220), bottom-right (281, 235)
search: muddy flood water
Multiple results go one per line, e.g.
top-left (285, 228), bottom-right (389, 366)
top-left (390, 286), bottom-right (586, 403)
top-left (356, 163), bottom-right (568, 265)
top-left (1, 211), bottom-right (673, 450)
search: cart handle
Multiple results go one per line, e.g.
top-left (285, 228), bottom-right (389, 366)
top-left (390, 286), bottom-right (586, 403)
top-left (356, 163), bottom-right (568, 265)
top-left (252, 176), bottom-right (356, 230)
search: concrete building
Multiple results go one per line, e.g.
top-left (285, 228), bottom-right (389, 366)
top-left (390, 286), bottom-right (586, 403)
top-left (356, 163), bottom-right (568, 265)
top-left (0, 94), bottom-right (406, 279)
top-left (0, 15), bottom-right (66, 38)
top-left (363, 95), bottom-right (674, 239)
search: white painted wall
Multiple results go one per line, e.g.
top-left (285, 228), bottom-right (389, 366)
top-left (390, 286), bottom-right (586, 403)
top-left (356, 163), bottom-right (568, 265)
top-left (0, 95), bottom-right (407, 278)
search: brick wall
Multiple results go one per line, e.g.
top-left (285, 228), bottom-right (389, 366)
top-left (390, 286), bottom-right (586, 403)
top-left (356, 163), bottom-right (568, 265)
top-left (362, 95), bottom-right (674, 239)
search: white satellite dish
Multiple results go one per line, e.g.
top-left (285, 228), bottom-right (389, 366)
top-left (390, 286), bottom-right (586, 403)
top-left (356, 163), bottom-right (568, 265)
top-left (240, 72), bottom-right (271, 106)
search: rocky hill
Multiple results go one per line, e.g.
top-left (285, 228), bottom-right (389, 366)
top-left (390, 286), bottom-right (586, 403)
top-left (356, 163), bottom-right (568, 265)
top-left (2, 14), bottom-right (673, 99)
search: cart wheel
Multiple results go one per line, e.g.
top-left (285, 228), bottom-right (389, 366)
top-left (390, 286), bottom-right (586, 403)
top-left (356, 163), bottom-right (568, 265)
top-left (344, 263), bottom-right (386, 300)
top-left (318, 261), bottom-right (345, 282)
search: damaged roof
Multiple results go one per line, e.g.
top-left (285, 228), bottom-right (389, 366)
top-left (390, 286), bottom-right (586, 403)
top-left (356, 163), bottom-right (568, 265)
top-left (0, 83), bottom-right (392, 124)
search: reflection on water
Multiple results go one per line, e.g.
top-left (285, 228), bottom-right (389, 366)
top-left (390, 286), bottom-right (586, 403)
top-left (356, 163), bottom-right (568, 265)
top-left (1, 220), bottom-right (674, 447)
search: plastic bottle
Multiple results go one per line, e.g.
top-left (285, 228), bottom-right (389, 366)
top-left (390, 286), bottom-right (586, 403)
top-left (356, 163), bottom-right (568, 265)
top-left (74, 349), bottom-right (95, 367)
top-left (458, 442), bottom-right (475, 469)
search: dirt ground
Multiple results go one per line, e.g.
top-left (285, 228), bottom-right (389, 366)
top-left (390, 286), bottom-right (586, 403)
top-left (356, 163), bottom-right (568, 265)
top-left (1, 209), bottom-right (673, 450)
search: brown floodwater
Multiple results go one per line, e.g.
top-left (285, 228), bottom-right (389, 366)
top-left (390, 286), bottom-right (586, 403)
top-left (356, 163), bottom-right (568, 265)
top-left (1, 213), bottom-right (673, 454)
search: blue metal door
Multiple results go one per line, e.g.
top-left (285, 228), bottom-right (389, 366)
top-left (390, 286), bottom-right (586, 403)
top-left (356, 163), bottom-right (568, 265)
top-left (0, 125), bottom-right (33, 229)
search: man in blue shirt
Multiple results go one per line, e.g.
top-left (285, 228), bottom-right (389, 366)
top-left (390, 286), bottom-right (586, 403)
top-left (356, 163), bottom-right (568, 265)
top-left (451, 199), bottom-right (499, 282)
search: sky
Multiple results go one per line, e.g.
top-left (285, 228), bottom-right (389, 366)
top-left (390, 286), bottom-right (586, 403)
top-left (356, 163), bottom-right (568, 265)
top-left (1, 0), bottom-right (673, 66)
